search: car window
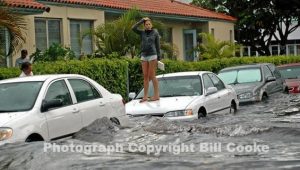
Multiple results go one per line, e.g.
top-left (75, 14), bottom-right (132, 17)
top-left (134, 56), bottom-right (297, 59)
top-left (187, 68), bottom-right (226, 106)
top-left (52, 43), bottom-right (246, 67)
top-left (45, 80), bottom-right (72, 107)
top-left (68, 79), bottom-right (101, 103)
top-left (263, 66), bottom-right (273, 78)
top-left (0, 82), bottom-right (43, 112)
top-left (273, 69), bottom-right (282, 79)
top-left (278, 65), bottom-right (300, 79)
top-left (208, 74), bottom-right (225, 90)
top-left (203, 74), bottom-right (215, 90)
top-left (135, 76), bottom-right (203, 99)
top-left (219, 68), bottom-right (262, 84)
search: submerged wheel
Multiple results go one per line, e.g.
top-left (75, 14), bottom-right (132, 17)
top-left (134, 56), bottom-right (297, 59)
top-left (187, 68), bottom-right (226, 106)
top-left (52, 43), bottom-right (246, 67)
top-left (229, 101), bottom-right (237, 113)
top-left (261, 93), bottom-right (268, 102)
top-left (198, 108), bottom-right (207, 118)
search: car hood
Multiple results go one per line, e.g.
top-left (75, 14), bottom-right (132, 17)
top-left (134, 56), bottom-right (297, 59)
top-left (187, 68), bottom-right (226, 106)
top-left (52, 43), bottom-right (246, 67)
top-left (0, 112), bottom-right (26, 127)
top-left (125, 96), bottom-right (198, 116)
top-left (230, 82), bottom-right (262, 95)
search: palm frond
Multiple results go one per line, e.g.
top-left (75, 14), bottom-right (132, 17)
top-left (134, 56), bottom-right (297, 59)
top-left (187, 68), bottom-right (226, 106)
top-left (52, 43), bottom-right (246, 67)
top-left (0, 7), bottom-right (26, 55)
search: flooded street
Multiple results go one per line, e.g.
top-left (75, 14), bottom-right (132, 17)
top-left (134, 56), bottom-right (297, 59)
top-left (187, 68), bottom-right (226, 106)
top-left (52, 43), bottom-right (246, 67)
top-left (1, 93), bottom-right (300, 170)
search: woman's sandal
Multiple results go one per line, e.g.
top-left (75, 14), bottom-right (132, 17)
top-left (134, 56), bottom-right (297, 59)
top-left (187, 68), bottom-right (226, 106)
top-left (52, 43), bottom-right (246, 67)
top-left (149, 97), bottom-right (160, 102)
top-left (139, 98), bottom-right (148, 103)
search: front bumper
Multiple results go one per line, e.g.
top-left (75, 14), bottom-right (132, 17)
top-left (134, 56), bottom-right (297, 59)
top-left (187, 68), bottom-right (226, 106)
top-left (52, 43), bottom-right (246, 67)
top-left (166, 115), bottom-right (198, 121)
top-left (127, 113), bottom-right (198, 120)
top-left (238, 96), bottom-right (260, 103)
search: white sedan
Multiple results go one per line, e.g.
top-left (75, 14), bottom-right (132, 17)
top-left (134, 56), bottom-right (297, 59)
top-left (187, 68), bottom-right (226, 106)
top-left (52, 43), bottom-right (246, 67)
top-left (126, 71), bottom-right (239, 120)
top-left (0, 74), bottom-right (129, 145)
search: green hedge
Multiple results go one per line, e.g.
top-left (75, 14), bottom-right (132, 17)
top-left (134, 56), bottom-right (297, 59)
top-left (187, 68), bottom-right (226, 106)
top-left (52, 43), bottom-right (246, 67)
top-left (1, 56), bottom-right (300, 99)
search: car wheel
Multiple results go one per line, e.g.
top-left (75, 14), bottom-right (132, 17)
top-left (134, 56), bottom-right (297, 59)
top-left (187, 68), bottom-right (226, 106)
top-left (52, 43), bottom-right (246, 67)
top-left (284, 87), bottom-right (289, 94)
top-left (198, 108), bottom-right (207, 118)
top-left (25, 134), bottom-right (44, 142)
top-left (229, 101), bottom-right (236, 113)
top-left (110, 117), bottom-right (120, 125)
top-left (261, 93), bottom-right (268, 102)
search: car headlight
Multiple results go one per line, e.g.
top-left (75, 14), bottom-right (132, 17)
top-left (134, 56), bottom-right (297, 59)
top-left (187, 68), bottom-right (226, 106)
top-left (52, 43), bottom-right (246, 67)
top-left (0, 128), bottom-right (13, 141)
top-left (164, 109), bottom-right (193, 117)
top-left (238, 92), bottom-right (252, 99)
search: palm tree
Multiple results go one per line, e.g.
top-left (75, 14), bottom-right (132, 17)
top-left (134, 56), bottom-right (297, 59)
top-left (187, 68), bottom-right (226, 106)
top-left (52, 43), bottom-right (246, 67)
top-left (93, 9), bottom-right (142, 58)
top-left (0, 7), bottom-right (26, 57)
top-left (195, 33), bottom-right (240, 60)
top-left (93, 8), bottom-right (175, 59)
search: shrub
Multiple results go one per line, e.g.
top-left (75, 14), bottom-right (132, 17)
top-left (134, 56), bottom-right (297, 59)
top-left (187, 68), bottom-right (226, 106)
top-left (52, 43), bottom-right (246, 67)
top-left (1, 55), bottom-right (300, 99)
top-left (31, 43), bottom-right (76, 63)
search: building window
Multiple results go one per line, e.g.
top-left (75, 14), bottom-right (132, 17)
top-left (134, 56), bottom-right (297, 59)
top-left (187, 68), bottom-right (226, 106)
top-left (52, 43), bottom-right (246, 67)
top-left (34, 18), bottom-right (62, 51)
top-left (230, 30), bottom-right (233, 42)
top-left (211, 28), bottom-right (215, 37)
top-left (287, 44), bottom-right (295, 56)
top-left (296, 45), bottom-right (300, 56)
top-left (242, 47), bottom-right (250, 56)
top-left (0, 27), bottom-right (9, 67)
top-left (271, 45), bottom-right (279, 56)
top-left (250, 47), bottom-right (258, 56)
top-left (70, 20), bottom-right (93, 57)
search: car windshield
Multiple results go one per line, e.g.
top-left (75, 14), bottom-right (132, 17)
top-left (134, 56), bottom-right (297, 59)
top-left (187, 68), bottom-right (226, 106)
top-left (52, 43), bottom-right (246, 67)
top-left (218, 68), bottom-right (262, 84)
top-left (135, 75), bottom-right (203, 99)
top-left (0, 81), bottom-right (43, 112)
top-left (278, 65), bottom-right (300, 79)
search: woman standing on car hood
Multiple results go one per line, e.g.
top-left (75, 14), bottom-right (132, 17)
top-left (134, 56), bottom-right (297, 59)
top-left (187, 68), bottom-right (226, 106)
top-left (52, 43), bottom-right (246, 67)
top-left (132, 17), bottom-right (161, 102)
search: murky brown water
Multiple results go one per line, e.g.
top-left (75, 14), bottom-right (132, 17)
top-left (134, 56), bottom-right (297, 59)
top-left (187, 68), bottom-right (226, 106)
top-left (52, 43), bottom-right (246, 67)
top-left (1, 93), bottom-right (300, 170)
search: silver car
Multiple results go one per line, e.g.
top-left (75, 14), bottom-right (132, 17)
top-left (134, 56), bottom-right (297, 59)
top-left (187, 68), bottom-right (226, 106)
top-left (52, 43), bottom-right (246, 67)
top-left (218, 63), bottom-right (284, 103)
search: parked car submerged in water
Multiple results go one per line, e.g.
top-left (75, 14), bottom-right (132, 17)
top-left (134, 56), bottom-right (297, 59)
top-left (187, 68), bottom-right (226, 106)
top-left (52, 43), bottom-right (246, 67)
top-left (0, 74), bottom-right (129, 145)
top-left (277, 63), bottom-right (300, 93)
top-left (126, 71), bottom-right (239, 120)
top-left (218, 63), bottom-right (284, 103)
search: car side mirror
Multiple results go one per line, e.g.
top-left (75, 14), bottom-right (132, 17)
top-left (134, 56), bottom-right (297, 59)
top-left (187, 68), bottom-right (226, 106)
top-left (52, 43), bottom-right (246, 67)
top-left (41, 99), bottom-right (63, 112)
top-left (266, 76), bottom-right (276, 82)
top-left (128, 92), bottom-right (136, 100)
top-left (206, 87), bottom-right (218, 96)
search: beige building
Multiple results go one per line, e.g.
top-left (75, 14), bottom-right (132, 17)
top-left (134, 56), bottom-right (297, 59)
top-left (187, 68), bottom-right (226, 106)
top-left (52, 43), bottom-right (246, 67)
top-left (1, 0), bottom-right (236, 67)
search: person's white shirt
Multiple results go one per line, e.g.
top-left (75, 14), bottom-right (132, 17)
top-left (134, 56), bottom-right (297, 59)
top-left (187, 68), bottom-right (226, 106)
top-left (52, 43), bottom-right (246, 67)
top-left (19, 71), bottom-right (33, 77)
top-left (15, 57), bottom-right (30, 67)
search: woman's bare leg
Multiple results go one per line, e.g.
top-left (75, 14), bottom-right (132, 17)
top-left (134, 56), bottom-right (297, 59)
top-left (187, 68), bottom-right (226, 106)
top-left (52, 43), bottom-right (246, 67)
top-left (149, 59), bottom-right (159, 100)
top-left (141, 61), bottom-right (149, 102)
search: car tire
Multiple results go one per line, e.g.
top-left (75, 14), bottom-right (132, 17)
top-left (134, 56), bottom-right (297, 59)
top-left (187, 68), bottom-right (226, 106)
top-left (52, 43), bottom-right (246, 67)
top-left (261, 93), bottom-right (268, 102)
top-left (110, 117), bottom-right (120, 125)
top-left (198, 108), bottom-right (207, 118)
top-left (229, 101), bottom-right (237, 113)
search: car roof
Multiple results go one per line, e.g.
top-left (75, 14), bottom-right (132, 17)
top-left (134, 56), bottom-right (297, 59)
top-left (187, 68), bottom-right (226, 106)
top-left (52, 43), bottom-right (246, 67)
top-left (219, 63), bottom-right (272, 72)
top-left (156, 71), bottom-right (212, 78)
top-left (277, 63), bottom-right (300, 68)
top-left (0, 74), bottom-right (86, 84)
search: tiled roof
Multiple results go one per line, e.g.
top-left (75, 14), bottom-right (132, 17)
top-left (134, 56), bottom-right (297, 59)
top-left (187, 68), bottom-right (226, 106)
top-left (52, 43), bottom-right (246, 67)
top-left (1, 0), bottom-right (236, 21)
top-left (1, 0), bottom-right (50, 12)
top-left (45, 0), bottom-right (236, 21)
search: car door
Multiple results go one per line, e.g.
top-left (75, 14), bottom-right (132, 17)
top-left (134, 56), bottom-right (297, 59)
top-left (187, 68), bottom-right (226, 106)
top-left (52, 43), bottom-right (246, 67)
top-left (202, 74), bottom-right (221, 114)
top-left (268, 64), bottom-right (284, 92)
top-left (43, 79), bottom-right (82, 140)
top-left (208, 73), bottom-right (231, 113)
top-left (263, 65), bottom-right (278, 94)
top-left (67, 78), bottom-right (109, 127)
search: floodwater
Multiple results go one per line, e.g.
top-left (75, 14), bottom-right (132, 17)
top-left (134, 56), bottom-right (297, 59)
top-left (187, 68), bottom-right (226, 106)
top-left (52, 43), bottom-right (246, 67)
top-left (1, 93), bottom-right (300, 170)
